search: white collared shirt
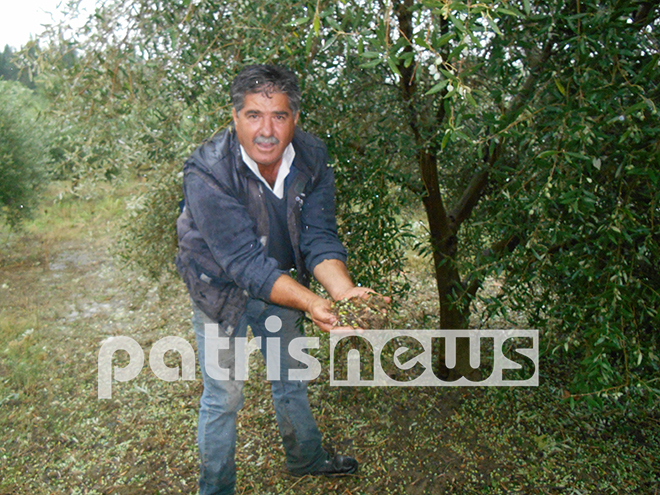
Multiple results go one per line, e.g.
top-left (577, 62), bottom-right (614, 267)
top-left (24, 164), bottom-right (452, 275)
top-left (239, 144), bottom-right (295, 199)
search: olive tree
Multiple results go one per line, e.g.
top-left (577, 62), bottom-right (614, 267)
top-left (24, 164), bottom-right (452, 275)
top-left (337, 0), bottom-right (660, 393)
top-left (31, 0), bottom-right (660, 396)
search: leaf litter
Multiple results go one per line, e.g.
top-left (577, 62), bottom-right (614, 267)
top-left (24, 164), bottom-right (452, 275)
top-left (0, 186), bottom-right (658, 494)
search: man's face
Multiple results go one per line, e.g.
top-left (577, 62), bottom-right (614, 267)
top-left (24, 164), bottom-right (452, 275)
top-left (232, 91), bottom-right (298, 169)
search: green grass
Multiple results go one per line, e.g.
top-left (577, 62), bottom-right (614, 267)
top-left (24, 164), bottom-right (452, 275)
top-left (1, 181), bottom-right (658, 494)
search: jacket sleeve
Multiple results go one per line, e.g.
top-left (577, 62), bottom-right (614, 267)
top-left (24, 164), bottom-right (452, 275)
top-left (299, 161), bottom-right (348, 274)
top-left (184, 171), bottom-right (283, 302)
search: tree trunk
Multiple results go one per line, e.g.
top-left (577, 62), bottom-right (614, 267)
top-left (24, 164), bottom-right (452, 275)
top-left (394, 0), bottom-right (474, 377)
top-left (419, 149), bottom-right (474, 378)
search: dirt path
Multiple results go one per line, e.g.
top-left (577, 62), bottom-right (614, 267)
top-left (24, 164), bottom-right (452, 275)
top-left (0, 204), bottom-right (202, 494)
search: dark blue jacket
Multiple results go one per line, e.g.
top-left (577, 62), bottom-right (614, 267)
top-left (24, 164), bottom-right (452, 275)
top-left (175, 127), bottom-right (347, 334)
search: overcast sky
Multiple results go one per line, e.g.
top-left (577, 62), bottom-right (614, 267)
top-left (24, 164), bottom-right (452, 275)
top-left (0, 0), bottom-right (97, 50)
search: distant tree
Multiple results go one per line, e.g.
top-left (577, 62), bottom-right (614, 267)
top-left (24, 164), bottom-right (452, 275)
top-left (0, 46), bottom-right (19, 81)
top-left (0, 45), bottom-right (36, 88)
top-left (0, 81), bottom-right (48, 227)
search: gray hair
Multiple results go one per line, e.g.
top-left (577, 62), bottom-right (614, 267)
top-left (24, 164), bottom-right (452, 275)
top-left (230, 65), bottom-right (301, 115)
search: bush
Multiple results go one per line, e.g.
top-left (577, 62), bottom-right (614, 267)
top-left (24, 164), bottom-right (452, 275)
top-left (0, 81), bottom-right (48, 227)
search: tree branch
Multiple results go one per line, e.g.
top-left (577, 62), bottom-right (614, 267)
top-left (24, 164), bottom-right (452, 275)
top-left (452, 36), bottom-right (553, 232)
top-left (394, 0), bottom-right (420, 141)
top-left (393, 0), bottom-right (452, 239)
top-left (450, 168), bottom-right (489, 229)
top-left (420, 152), bottom-right (452, 239)
top-left (505, 40), bottom-right (554, 120)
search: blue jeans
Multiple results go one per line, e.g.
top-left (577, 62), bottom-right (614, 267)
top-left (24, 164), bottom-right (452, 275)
top-left (192, 299), bottom-right (329, 495)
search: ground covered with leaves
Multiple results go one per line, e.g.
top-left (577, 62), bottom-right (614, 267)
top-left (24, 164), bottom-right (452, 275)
top-left (1, 184), bottom-right (658, 494)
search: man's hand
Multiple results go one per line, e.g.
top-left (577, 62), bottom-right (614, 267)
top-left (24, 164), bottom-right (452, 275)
top-left (269, 274), bottom-right (356, 333)
top-left (313, 259), bottom-right (390, 303)
top-left (270, 261), bottom-right (391, 332)
top-left (305, 298), bottom-right (357, 333)
top-left (313, 259), bottom-right (391, 331)
top-left (306, 297), bottom-right (338, 332)
top-left (331, 288), bottom-right (391, 331)
top-left (334, 286), bottom-right (391, 304)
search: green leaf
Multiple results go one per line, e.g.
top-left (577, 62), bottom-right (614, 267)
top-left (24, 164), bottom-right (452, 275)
top-left (554, 78), bottom-right (566, 96)
top-left (359, 59), bottom-right (382, 69)
top-left (522, 0), bottom-right (531, 15)
top-left (436, 32), bottom-right (455, 47)
top-left (441, 129), bottom-right (452, 150)
top-left (387, 56), bottom-right (401, 77)
top-left (448, 42), bottom-right (467, 61)
top-left (497, 7), bottom-right (523, 17)
top-left (642, 96), bottom-right (657, 114)
top-left (624, 101), bottom-right (647, 115)
top-left (392, 36), bottom-right (408, 52)
top-left (326, 17), bottom-right (341, 31)
top-left (167, 27), bottom-right (179, 46)
top-left (448, 13), bottom-right (466, 34)
top-left (425, 79), bottom-right (449, 95)
top-left (286, 16), bottom-right (310, 27)
top-left (305, 30), bottom-right (314, 56)
top-left (565, 151), bottom-right (590, 161)
top-left (414, 36), bottom-right (432, 50)
top-left (454, 129), bottom-right (471, 142)
top-left (485, 16), bottom-right (502, 35)
top-left (439, 69), bottom-right (459, 81)
top-left (321, 35), bottom-right (338, 53)
top-left (313, 14), bottom-right (320, 37)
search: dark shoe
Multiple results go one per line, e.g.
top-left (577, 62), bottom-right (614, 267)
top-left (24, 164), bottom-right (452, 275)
top-left (291, 454), bottom-right (358, 477)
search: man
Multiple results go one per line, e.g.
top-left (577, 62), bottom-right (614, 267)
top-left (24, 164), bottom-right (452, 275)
top-left (175, 64), bottom-right (383, 495)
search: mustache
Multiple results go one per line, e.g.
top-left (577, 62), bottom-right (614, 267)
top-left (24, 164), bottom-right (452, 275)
top-left (254, 136), bottom-right (280, 145)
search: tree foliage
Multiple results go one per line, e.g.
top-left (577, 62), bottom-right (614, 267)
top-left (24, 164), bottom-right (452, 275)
top-left (30, 0), bottom-right (660, 397)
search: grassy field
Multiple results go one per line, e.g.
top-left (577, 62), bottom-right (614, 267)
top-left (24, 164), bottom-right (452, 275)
top-left (1, 182), bottom-right (658, 494)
